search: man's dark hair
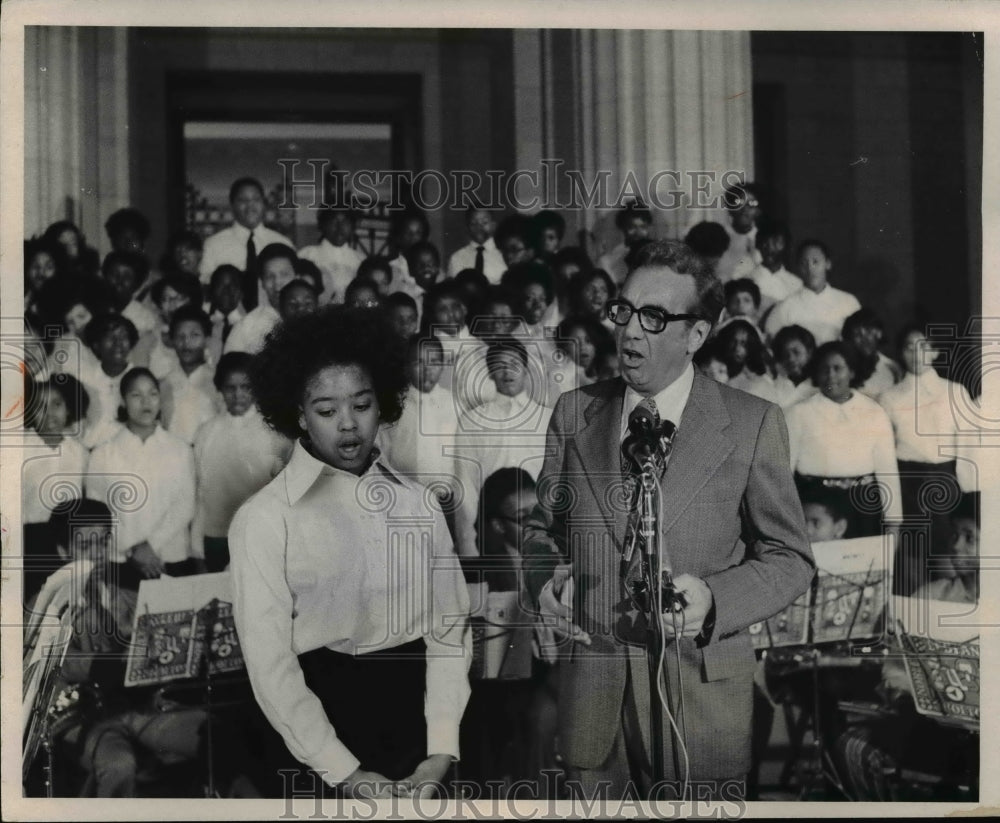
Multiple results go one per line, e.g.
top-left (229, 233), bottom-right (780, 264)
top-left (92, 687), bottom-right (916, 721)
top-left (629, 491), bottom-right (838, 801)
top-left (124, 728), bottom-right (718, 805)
top-left (229, 177), bottom-right (265, 203)
top-left (151, 272), bottom-right (204, 309)
top-left (357, 256), bottom-right (393, 284)
top-left (485, 335), bottom-right (529, 371)
top-left (101, 250), bottom-right (151, 289)
top-left (633, 239), bottom-right (724, 325)
top-left (614, 200), bottom-right (653, 231)
top-left (168, 304), bottom-right (212, 338)
top-left (684, 221), bottom-right (731, 260)
top-left (724, 278), bottom-right (762, 310)
top-left (104, 208), bottom-right (151, 242)
top-left (84, 312), bottom-right (139, 351)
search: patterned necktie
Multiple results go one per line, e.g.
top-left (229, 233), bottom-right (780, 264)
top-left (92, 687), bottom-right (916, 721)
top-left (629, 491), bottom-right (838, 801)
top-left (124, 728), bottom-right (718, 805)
top-left (474, 245), bottom-right (485, 275)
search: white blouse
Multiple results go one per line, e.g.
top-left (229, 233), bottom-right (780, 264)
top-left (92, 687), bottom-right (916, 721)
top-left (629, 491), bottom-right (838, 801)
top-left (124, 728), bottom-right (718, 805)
top-left (21, 429), bottom-right (89, 525)
top-left (191, 408), bottom-right (291, 545)
top-left (85, 424), bottom-right (195, 563)
top-left (228, 442), bottom-right (470, 786)
top-left (785, 391), bottom-right (902, 521)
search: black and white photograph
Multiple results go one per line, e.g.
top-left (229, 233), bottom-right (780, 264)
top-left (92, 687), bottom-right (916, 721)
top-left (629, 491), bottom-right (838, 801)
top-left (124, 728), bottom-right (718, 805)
top-left (2, 1), bottom-right (996, 819)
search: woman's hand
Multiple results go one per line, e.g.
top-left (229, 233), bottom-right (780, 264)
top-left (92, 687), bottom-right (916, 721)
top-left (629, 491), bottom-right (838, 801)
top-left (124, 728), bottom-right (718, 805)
top-left (128, 541), bottom-right (164, 579)
top-left (393, 753), bottom-right (452, 798)
top-left (341, 767), bottom-right (395, 798)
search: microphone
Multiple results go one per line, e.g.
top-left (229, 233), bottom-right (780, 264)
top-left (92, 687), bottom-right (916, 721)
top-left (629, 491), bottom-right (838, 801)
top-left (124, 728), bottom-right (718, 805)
top-left (622, 402), bottom-right (660, 468)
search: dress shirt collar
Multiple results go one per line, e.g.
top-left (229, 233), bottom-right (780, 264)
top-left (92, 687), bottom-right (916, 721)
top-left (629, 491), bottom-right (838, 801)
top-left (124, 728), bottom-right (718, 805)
top-left (283, 438), bottom-right (399, 505)
top-left (230, 222), bottom-right (260, 241)
top-left (118, 422), bottom-right (167, 448)
top-left (622, 362), bottom-right (695, 438)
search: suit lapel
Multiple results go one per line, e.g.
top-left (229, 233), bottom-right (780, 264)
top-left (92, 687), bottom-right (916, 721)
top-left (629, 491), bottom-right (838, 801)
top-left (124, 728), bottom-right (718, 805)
top-left (658, 374), bottom-right (735, 533)
top-left (574, 380), bottom-right (629, 549)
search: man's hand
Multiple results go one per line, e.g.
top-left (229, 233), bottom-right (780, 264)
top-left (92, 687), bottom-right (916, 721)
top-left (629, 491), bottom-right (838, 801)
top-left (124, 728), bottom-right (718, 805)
top-left (393, 753), bottom-right (452, 798)
top-left (128, 542), bottom-right (164, 579)
top-left (534, 563), bottom-right (591, 662)
top-left (340, 767), bottom-right (395, 798)
top-left (660, 573), bottom-right (713, 638)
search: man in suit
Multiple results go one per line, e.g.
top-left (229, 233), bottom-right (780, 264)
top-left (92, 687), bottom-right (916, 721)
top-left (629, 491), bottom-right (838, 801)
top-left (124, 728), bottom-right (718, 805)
top-left (522, 239), bottom-right (814, 800)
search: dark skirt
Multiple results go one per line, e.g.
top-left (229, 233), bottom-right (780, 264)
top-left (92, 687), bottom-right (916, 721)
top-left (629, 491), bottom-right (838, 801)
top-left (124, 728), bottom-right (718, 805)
top-left (893, 460), bottom-right (959, 596)
top-left (297, 638), bottom-right (427, 782)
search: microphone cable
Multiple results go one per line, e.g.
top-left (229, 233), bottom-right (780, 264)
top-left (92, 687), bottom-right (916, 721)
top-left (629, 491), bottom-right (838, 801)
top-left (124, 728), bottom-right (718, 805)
top-left (652, 471), bottom-right (690, 801)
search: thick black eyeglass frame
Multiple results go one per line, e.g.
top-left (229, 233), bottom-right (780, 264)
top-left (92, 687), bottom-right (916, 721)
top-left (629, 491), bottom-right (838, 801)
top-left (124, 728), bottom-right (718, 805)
top-left (605, 299), bottom-right (701, 334)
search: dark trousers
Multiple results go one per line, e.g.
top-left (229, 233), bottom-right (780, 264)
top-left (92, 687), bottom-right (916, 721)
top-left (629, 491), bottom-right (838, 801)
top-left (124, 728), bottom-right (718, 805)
top-left (296, 639), bottom-right (428, 783)
top-left (203, 537), bottom-right (230, 573)
top-left (894, 460), bottom-right (959, 595)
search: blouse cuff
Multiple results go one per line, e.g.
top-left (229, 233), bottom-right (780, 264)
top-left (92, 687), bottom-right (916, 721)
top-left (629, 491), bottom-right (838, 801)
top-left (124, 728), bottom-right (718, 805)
top-left (425, 716), bottom-right (462, 762)
top-left (313, 739), bottom-right (362, 787)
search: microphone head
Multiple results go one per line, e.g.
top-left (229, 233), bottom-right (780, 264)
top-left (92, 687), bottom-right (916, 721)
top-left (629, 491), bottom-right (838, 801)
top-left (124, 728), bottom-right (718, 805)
top-left (628, 403), bottom-right (660, 437)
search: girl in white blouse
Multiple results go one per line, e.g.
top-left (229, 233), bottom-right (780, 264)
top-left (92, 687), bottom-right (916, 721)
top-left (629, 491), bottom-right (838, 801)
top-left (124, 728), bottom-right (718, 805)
top-left (228, 305), bottom-right (470, 799)
top-left (86, 367), bottom-right (196, 578)
top-left (22, 374), bottom-right (91, 601)
top-left (784, 341), bottom-right (902, 537)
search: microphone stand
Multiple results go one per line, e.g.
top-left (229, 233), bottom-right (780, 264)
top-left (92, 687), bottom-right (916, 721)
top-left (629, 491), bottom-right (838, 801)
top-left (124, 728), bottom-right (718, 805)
top-left (638, 459), bottom-right (667, 785)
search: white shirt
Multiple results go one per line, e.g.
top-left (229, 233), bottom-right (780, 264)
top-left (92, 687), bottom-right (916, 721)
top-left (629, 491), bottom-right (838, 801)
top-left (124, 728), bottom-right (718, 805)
top-left (121, 299), bottom-right (158, 336)
top-left (716, 223), bottom-right (760, 283)
top-left (228, 441), bottom-right (471, 785)
top-left (297, 239), bottom-right (364, 304)
top-left (750, 264), bottom-right (802, 316)
top-left (446, 238), bottom-right (505, 284)
top-left (191, 408), bottom-right (292, 545)
top-left (764, 285), bottom-right (862, 345)
top-left (620, 363), bottom-right (696, 440)
top-left (86, 424), bottom-right (196, 563)
top-left (728, 370), bottom-right (781, 405)
top-left (79, 361), bottom-right (133, 450)
top-left (879, 369), bottom-right (975, 466)
top-left (21, 429), bottom-right (89, 524)
top-left (223, 304), bottom-right (281, 355)
top-left (784, 391), bottom-right (902, 521)
top-left (378, 384), bottom-right (460, 494)
top-left (856, 352), bottom-right (903, 400)
top-left (198, 223), bottom-right (294, 284)
top-left (434, 326), bottom-right (487, 402)
top-left (453, 392), bottom-right (554, 556)
top-left (598, 243), bottom-right (629, 286)
top-left (161, 363), bottom-right (220, 446)
top-left (773, 376), bottom-right (818, 410)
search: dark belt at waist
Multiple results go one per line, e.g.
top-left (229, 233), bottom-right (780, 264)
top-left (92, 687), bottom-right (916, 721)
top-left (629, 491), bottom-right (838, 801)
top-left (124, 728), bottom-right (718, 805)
top-left (796, 473), bottom-right (876, 491)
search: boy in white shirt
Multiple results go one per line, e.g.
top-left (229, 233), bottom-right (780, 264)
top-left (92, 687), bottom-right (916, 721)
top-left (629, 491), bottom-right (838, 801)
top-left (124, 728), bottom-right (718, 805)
top-left (297, 207), bottom-right (363, 304)
top-left (224, 244), bottom-right (297, 354)
top-left (453, 337), bottom-right (553, 557)
top-left (750, 219), bottom-right (801, 318)
top-left (764, 240), bottom-right (862, 345)
top-left (192, 352), bottom-right (291, 571)
top-left (160, 305), bottom-right (219, 445)
top-left (378, 335), bottom-right (460, 503)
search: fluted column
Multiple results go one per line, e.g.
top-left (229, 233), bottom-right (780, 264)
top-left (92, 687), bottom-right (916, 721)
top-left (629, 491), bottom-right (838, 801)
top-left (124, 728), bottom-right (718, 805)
top-left (517, 29), bottom-right (754, 254)
top-left (24, 27), bottom-right (129, 250)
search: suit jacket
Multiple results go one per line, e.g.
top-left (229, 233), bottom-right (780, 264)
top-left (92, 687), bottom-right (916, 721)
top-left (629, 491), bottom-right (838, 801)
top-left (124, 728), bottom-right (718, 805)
top-left (522, 373), bottom-right (814, 778)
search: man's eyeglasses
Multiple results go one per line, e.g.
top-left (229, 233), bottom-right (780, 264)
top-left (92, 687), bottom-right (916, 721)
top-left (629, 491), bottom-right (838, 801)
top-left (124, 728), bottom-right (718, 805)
top-left (605, 299), bottom-right (701, 334)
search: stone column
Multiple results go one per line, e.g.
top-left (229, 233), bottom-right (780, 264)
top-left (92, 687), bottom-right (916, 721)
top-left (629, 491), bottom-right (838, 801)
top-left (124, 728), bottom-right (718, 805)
top-left (514, 29), bottom-right (754, 254)
top-left (23, 26), bottom-right (129, 251)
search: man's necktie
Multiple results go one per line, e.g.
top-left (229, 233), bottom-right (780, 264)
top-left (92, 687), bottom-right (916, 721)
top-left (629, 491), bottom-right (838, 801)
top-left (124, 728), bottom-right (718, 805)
top-left (245, 230), bottom-right (257, 272)
top-left (474, 245), bottom-right (485, 275)
top-left (221, 316), bottom-right (233, 343)
top-left (242, 231), bottom-right (258, 311)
